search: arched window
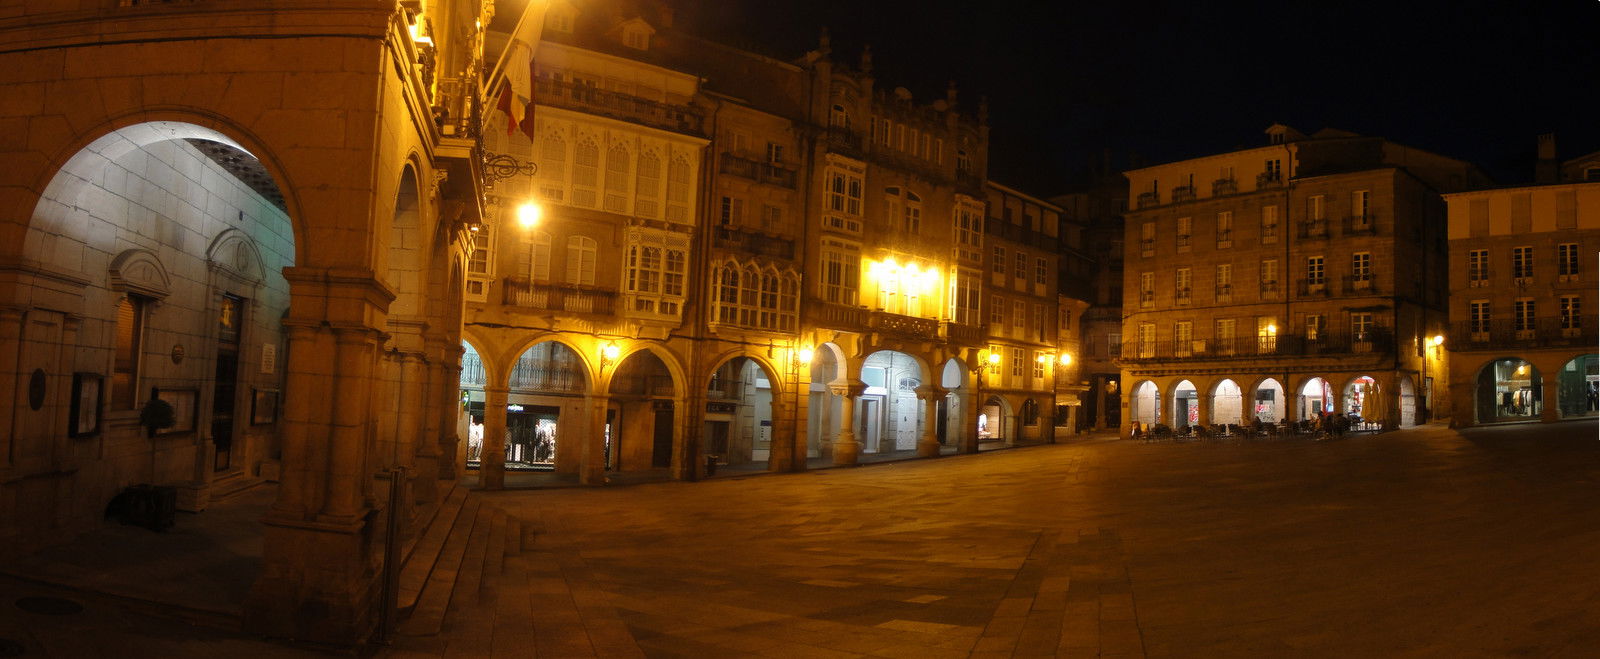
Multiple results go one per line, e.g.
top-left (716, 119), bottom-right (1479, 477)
top-left (637, 148), bottom-right (661, 218)
top-left (572, 138), bottom-right (599, 208)
top-left (565, 236), bottom-right (596, 286)
top-left (1021, 399), bottom-right (1039, 426)
top-left (604, 144), bottom-right (631, 213)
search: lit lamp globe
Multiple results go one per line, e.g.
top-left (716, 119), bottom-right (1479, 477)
top-left (1058, 353), bottom-right (1072, 366)
top-left (516, 201), bottom-right (542, 228)
top-left (1430, 335), bottom-right (1445, 347)
top-left (796, 346), bottom-right (814, 365)
top-left (986, 351), bottom-right (1001, 366)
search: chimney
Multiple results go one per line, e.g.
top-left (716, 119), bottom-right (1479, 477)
top-left (1535, 133), bottom-right (1558, 183)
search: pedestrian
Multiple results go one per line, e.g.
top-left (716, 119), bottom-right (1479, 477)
top-left (1131, 422), bottom-right (1142, 441)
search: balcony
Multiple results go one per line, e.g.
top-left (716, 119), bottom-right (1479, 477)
top-left (502, 278), bottom-right (616, 315)
top-left (1140, 238), bottom-right (1155, 257)
top-left (1213, 178), bottom-right (1238, 195)
top-left (1176, 234), bottom-right (1191, 251)
top-left (1298, 219), bottom-right (1329, 239)
top-left (868, 311), bottom-right (939, 340)
top-left (1171, 185), bottom-right (1197, 203)
top-left (955, 170), bottom-right (984, 194)
top-left (1342, 214), bottom-right (1377, 236)
top-left (1215, 285), bottom-right (1233, 303)
top-left (1175, 288), bottom-right (1192, 305)
top-left (1341, 275), bottom-right (1375, 295)
top-left (1216, 229), bottom-right (1233, 248)
top-left (1467, 269), bottom-right (1491, 288)
top-left (804, 298), bottom-right (868, 331)
top-left (713, 226), bottom-right (795, 260)
top-left (1450, 318), bottom-right (1596, 350)
top-left (1138, 291), bottom-right (1154, 309)
top-left (1119, 330), bottom-right (1396, 363)
top-left (1298, 280), bottom-right (1329, 297)
top-left (943, 322), bottom-right (987, 346)
top-left (825, 127), bottom-right (865, 159)
top-left (1256, 171), bottom-right (1282, 188)
top-left (535, 77), bottom-right (704, 136)
top-left (1260, 281), bottom-right (1281, 299)
top-left (1137, 191), bottom-right (1161, 209)
top-left (719, 154), bottom-right (797, 189)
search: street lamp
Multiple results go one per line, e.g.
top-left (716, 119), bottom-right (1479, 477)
top-left (516, 201), bottom-right (542, 228)
top-left (1422, 334), bottom-right (1444, 421)
top-left (598, 341), bottom-right (620, 373)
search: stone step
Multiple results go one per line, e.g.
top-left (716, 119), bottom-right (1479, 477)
top-left (396, 496), bottom-right (482, 637)
top-left (483, 509), bottom-right (508, 588)
top-left (395, 481), bottom-right (467, 613)
top-left (504, 517), bottom-right (523, 557)
top-left (447, 505), bottom-right (500, 613)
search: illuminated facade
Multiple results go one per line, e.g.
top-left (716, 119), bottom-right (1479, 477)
top-left (1442, 151), bottom-right (1600, 426)
top-left (1053, 170), bottom-right (1128, 431)
top-left (1119, 125), bottom-right (1485, 433)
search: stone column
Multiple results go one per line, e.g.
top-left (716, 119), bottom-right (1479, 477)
top-left (434, 342), bottom-right (464, 480)
top-left (480, 385), bottom-right (508, 490)
top-left (963, 386), bottom-right (981, 454)
top-left (914, 385), bottom-right (944, 458)
top-left (580, 394), bottom-right (609, 485)
top-left (829, 381), bottom-right (866, 466)
top-left (1195, 391), bottom-right (1212, 428)
top-left (0, 307), bottom-right (22, 470)
top-left (322, 326), bottom-right (379, 522)
top-left (1541, 377), bottom-right (1561, 423)
top-left (768, 396), bottom-right (796, 473)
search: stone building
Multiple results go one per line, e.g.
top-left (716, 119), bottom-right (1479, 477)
top-left (1442, 148), bottom-right (1600, 426)
top-left (459, 1), bottom-right (1080, 489)
top-left (1118, 125), bottom-right (1486, 434)
top-left (1053, 168), bottom-right (1128, 431)
top-left (0, 0), bottom-right (489, 644)
top-left (980, 182), bottom-right (1068, 444)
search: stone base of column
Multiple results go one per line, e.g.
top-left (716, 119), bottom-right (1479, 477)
top-left (244, 516), bottom-right (379, 646)
top-left (436, 435), bottom-right (459, 480)
top-left (410, 454), bottom-right (440, 505)
top-left (831, 433), bottom-right (861, 466)
top-left (916, 437), bottom-right (941, 458)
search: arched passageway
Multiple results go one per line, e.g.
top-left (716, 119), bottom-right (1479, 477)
top-left (704, 357), bottom-right (777, 467)
top-left (1343, 375), bottom-right (1378, 425)
top-left (1557, 354), bottom-right (1598, 419)
top-left (474, 341), bottom-right (588, 474)
top-left (860, 350), bottom-right (926, 454)
top-left (607, 350), bottom-right (678, 471)
top-left (939, 359), bottom-right (968, 451)
top-left (1476, 358), bottom-right (1542, 424)
top-left (1253, 378), bottom-right (1285, 423)
top-left (979, 395), bottom-right (1012, 444)
top-left (805, 344), bottom-right (843, 459)
top-left (1210, 379), bottom-right (1243, 425)
top-left (1298, 377), bottom-right (1332, 421)
top-left (1399, 376), bottom-right (1417, 427)
top-left (1130, 381), bottom-right (1160, 428)
top-left (1171, 380), bottom-right (1198, 427)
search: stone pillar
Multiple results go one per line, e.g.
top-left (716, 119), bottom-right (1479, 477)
top-left (1195, 391), bottom-right (1212, 428)
top-left (434, 342), bottom-right (464, 480)
top-left (1541, 377), bottom-right (1561, 423)
top-left (769, 396), bottom-right (797, 473)
top-left (480, 385), bottom-right (508, 490)
top-left (0, 307), bottom-right (22, 471)
top-left (963, 386), bottom-right (981, 454)
top-left (913, 385), bottom-right (944, 458)
top-left (580, 394), bottom-right (609, 485)
top-left (829, 381), bottom-right (866, 466)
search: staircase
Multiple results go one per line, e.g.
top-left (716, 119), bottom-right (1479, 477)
top-left (395, 481), bottom-right (535, 638)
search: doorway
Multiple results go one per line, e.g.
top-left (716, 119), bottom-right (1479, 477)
top-left (210, 294), bottom-right (244, 473)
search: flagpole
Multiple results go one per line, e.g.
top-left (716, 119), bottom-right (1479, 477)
top-left (481, 0), bottom-right (541, 99)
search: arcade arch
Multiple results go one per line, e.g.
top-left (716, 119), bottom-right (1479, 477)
top-left (1130, 380), bottom-right (1160, 428)
top-left (1251, 378), bottom-right (1285, 424)
top-left (1557, 354), bottom-right (1598, 419)
top-left (859, 349), bottom-right (927, 454)
top-left (1171, 379), bottom-right (1198, 427)
top-left (607, 349), bottom-right (679, 472)
top-left (1475, 358), bottom-right (1542, 424)
top-left (1210, 379), bottom-right (1243, 426)
top-left (704, 356), bottom-right (779, 467)
top-left (1297, 377), bottom-right (1333, 421)
top-left (1342, 375), bottom-right (1379, 424)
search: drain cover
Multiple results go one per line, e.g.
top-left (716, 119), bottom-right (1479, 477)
top-left (15, 597), bottom-right (83, 616)
top-left (0, 638), bottom-right (22, 657)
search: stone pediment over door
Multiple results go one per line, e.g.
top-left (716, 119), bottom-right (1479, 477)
top-left (206, 228), bottom-right (266, 286)
top-left (108, 248), bottom-right (171, 299)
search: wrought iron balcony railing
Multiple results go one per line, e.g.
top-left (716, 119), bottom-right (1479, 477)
top-left (719, 154), bottom-right (797, 189)
top-left (1257, 171), bottom-right (1283, 187)
top-left (1450, 318), bottom-right (1595, 350)
top-left (535, 77), bottom-right (704, 136)
top-left (1342, 214), bottom-right (1377, 235)
top-left (1121, 330), bottom-right (1395, 363)
top-left (1213, 178), bottom-right (1238, 195)
top-left (502, 278), bottom-right (616, 315)
top-left (1298, 219), bottom-right (1329, 239)
top-left (1171, 185), bottom-right (1197, 202)
top-left (1137, 191), bottom-right (1161, 208)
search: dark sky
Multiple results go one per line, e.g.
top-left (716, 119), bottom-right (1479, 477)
top-left (670, 0), bottom-right (1600, 195)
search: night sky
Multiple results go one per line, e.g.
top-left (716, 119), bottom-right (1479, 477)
top-left (671, 0), bottom-right (1600, 195)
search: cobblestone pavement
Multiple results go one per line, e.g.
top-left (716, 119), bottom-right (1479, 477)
top-left (436, 421), bottom-right (1600, 658)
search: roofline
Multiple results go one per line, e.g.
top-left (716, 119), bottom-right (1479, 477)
top-left (985, 180), bottom-right (1064, 212)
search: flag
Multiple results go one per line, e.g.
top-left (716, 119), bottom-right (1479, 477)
top-left (493, 1), bottom-right (544, 142)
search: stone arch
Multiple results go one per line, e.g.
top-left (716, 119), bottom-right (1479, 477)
top-left (1246, 377), bottom-right (1286, 423)
top-left (1473, 357), bottom-right (1543, 424)
top-left (1171, 379), bottom-right (1199, 427)
top-left (500, 333), bottom-right (597, 388)
top-left (1398, 375), bottom-right (1417, 427)
top-left (384, 161), bottom-right (427, 320)
top-left (979, 393), bottom-right (1014, 443)
top-left (1129, 379), bottom-right (1162, 429)
top-left (604, 342), bottom-right (688, 399)
top-left (703, 352), bottom-right (783, 467)
top-left (858, 348), bottom-right (932, 454)
top-left (1209, 378), bottom-right (1244, 426)
top-left (1295, 376), bottom-right (1334, 421)
top-left (1341, 374), bottom-right (1381, 423)
top-left (1557, 354), bottom-right (1598, 419)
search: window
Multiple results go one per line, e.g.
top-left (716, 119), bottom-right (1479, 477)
top-left (1215, 318), bottom-right (1235, 352)
top-left (1512, 246), bottom-right (1533, 280)
top-left (1469, 300), bottom-right (1490, 335)
top-left (712, 261), bottom-right (799, 331)
top-left (1139, 272), bottom-right (1155, 308)
top-left (830, 104), bottom-right (849, 130)
top-left (1308, 195), bottom-right (1326, 221)
top-left (1176, 216), bottom-right (1192, 249)
top-left (1174, 321), bottom-right (1193, 355)
top-left (572, 138), bottom-right (599, 208)
top-left (1138, 323), bottom-right (1156, 358)
top-left (1351, 313), bottom-right (1374, 341)
top-left (873, 118), bottom-right (890, 146)
top-left (519, 230), bottom-right (551, 281)
top-left (1107, 332), bottom-right (1122, 357)
top-left (1261, 205), bottom-right (1279, 242)
top-left (991, 246), bottom-right (1006, 274)
top-left (957, 149), bottom-right (971, 173)
top-left (1558, 243), bottom-right (1579, 277)
top-left (635, 149), bottom-right (661, 217)
top-left (1014, 252), bottom-right (1027, 280)
top-left (545, 9), bottom-right (573, 33)
top-left (955, 199), bottom-right (983, 261)
top-left (1305, 314), bottom-right (1324, 341)
top-left (820, 239), bottom-right (860, 305)
top-left (1514, 298), bottom-right (1535, 333)
top-left (990, 295), bottom-right (1005, 325)
top-left (1011, 347), bottom-right (1024, 378)
top-left (720, 196), bottom-right (744, 226)
top-left (623, 28), bottom-right (648, 50)
top-left (565, 236), bottom-right (596, 286)
top-left (1215, 263), bottom-right (1232, 297)
top-left (766, 142), bottom-right (784, 164)
top-left (1352, 190), bottom-right (1370, 224)
top-left (111, 295), bottom-right (147, 410)
top-left (1032, 351), bottom-right (1045, 379)
top-left (467, 226), bottom-right (491, 275)
top-left (762, 204), bottom-right (782, 231)
top-left (902, 191), bottom-right (922, 233)
top-left (1216, 211), bottom-right (1233, 245)
top-left (826, 166), bottom-right (863, 218)
top-left (952, 269), bottom-right (981, 325)
top-left (1352, 252), bottom-right (1372, 282)
top-left (1263, 158), bottom-right (1281, 179)
top-left (1261, 259), bottom-right (1278, 292)
top-left (1059, 307), bottom-right (1072, 332)
top-left (1011, 300), bottom-right (1025, 329)
top-left (666, 155), bottom-right (691, 223)
top-left (1140, 222), bottom-right (1156, 255)
top-left (1307, 256), bottom-right (1325, 285)
top-left (987, 344), bottom-right (1002, 375)
top-left (1468, 249), bottom-right (1489, 284)
top-left (1032, 303), bottom-right (1044, 339)
top-left (1560, 295), bottom-right (1582, 330)
top-left (1175, 267), bottom-right (1191, 303)
top-left (538, 133), bottom-right (568, 202)
top-left (624, 231), bottom-right (687, 316)
top-left (1034, 257), bottom-right (1047, 285)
